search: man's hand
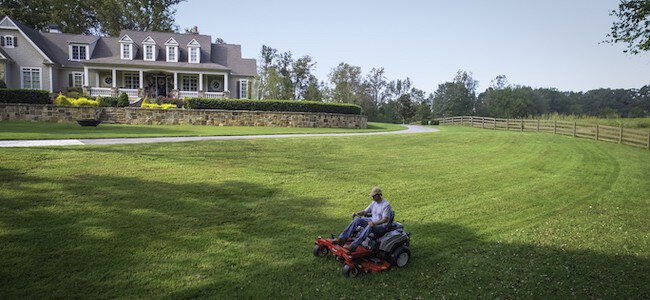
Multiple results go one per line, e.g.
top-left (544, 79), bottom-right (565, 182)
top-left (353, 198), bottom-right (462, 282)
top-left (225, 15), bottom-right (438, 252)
top-left (351, 212), bottom-right (358, 219)
top-left (368, 221), bottom-right (375, 227)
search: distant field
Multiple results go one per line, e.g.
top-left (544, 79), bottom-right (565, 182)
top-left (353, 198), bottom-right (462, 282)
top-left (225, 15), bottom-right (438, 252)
top-left (0, 126), bottom-right (648, 298)
top-left (537, 115), bottom-right (650, 128)
top-left (0, 121), bottom-right (405, 140)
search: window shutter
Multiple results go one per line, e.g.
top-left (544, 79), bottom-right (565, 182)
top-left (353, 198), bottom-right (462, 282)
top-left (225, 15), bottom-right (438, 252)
top-left (0, 37), bottom-right (4, 47)
top-left (68, 74), bottom-right (73, 87)
top-left (13, 36), bottom-right (17, 47)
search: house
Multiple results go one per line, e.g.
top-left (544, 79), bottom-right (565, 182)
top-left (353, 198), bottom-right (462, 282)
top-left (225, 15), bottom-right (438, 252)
top-left (0, 16), bottom-right (257, 102)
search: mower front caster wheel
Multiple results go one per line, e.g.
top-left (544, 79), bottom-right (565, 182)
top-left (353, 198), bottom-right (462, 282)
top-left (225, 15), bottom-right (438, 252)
top-left (313, 245), bottom-right (329, 257)
top-left (342, 265), bottom-right (359, 277)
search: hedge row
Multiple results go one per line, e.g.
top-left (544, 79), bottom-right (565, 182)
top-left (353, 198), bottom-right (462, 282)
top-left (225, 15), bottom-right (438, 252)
top-left (185, 98), bottom-right (362, 115)
top-left (0, 89), bottom-right (50, 104)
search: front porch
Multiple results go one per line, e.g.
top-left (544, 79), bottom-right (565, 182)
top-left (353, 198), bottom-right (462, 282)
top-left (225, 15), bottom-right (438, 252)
top-left (83, 67), bottom-right (229, 101)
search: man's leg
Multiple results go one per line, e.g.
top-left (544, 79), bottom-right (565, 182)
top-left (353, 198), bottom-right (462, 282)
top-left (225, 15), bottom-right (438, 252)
top-left (336, 218), bottom-right (369, 243)
top-left (350, 224), bottom-right (389, 249)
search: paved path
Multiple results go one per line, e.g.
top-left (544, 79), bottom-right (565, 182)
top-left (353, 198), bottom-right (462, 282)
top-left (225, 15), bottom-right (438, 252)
top-left (0, 125), bottom-right (439, 147)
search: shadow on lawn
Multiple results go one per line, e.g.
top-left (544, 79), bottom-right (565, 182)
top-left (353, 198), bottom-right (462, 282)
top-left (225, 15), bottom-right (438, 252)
top-left (0, 168), bottom-right (648, 298)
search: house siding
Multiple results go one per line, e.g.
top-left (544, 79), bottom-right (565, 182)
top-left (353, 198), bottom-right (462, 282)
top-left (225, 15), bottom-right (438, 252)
top-left (0, 28), bottom-right (52, 91)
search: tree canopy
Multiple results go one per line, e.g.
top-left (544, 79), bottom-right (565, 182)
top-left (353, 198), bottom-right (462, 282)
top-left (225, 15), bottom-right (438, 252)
top-left (607, 0), bottom-right (650, 54)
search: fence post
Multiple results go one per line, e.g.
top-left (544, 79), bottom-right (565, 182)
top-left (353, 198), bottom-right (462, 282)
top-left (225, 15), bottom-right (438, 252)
top-left (494, 118), bottom-right (497, 129)
top-left (619, 127), bottom-right (623, 143)
top-left (482, 117), bottom-right (485, 128)
top-left (520, 119), bottom-right (524, 132)
top-left (573, 122), bottom-right (576, 137)
top-left (470, 116), bottom-right (474, 127)
top-left (553, 120), bottom-right (557, 134)
top-left (506, 119), bottom-right (509, 131)
top-left (595, 124), bottom-right (599, 141)
top-left (647, 131), bottom-right (650, 150)
top-left (537, 120), bottom-right (540, 132)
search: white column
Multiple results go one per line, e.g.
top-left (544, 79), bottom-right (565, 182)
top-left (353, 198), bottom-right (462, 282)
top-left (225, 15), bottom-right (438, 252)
top-left (48, 65), bottom-right (53, 92)
top-left (139, 70), bottom-right (143, 88)
top-left (224, 73), bottom-right (229, 92)
top-left (173, 72), bottom-right (178, 90)
top-left (111, 68), bottom-right (116, 88)
top-left (83, 66), bottom-right (89, 87)
top-left (199, 73), bottom-right (203, 91)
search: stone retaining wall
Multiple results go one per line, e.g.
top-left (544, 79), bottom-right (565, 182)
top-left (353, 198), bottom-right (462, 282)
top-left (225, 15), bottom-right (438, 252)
top-left (0, 104), bottom-right (367, 128)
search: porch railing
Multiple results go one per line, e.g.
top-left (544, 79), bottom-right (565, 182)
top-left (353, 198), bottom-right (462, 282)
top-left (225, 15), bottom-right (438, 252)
top-left (204, 92), bottom-right (225, 99)
top-left (179, 91), bottom-right (199, 99)
top-left (89, 87), bottom-right (111, 97)
top-left (118, 88), bottom-right (139, 99)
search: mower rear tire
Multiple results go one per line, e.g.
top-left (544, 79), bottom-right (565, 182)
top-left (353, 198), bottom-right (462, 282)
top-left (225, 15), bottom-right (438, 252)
top-left (342, 265), bottom-right (359, 277)
top-left (389, 246), bottom-right (411, 267)
top-left (313, 245), bottom-right (329, 256)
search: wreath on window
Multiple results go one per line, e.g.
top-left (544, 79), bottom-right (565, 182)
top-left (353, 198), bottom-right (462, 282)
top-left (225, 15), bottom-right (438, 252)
top-left (103, 76), bottom-right (112, 85)
top-left (210, 80), bottom-right (221, 90)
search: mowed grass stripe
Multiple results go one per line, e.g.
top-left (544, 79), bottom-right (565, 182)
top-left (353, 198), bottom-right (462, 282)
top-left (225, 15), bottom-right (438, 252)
top-left (0, 126), bottom-right (648, 298)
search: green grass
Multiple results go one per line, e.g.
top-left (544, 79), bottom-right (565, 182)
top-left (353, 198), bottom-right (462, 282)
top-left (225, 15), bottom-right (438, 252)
top-left (0, 121), bottom-right (405, 140)
top-left (0, 127), bottom-right (648, 298)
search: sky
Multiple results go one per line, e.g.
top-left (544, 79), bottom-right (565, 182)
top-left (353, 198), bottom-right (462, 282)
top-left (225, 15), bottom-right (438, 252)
top-left (175, 0), bottom-right (650, 95)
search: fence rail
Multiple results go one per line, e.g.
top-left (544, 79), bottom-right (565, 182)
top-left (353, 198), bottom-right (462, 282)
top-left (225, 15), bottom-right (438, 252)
top-left (438, 116), bottom-right (650, 150)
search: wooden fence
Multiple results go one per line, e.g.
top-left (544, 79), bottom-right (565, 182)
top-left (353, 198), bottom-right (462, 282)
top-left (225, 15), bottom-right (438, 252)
top-left (438, 116), bottom-right (650, 150)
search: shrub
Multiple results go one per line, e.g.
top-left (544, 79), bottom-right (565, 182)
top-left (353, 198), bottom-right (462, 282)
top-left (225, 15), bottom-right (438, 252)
top-left (117, 93), bottom-right (130, 107)
top-left (185, 99), bottom-right (362, 115)
top-left (54, 93), bottom-right (72, 106)
top-left (430, 119), bottom-right (440, 125)
top-left (156, 96), bottom-right (184, 107)
top-left (70, 97), bottom-right (99, 107)
top-left (141, 98), bottom-right (177, 109)
top-left (99, 96), bottom-right (119, 107)
top-left (0, 89), bottom-right (51, 104)
top-left (0, 79), bottom-right (6, 88)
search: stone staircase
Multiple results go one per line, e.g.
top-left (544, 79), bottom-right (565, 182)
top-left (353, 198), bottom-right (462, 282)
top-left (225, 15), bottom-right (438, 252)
top-left (98, 108), bottom-right (127, 124)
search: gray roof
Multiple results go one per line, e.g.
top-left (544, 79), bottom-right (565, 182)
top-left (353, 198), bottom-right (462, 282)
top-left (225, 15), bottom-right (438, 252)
top-left (5, 16), bottom-right (257, 75)
top-left (0, 47), bottom-right (12, 61)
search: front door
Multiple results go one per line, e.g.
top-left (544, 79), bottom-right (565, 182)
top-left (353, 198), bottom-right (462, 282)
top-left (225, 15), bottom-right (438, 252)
top-left (154, 76), bottom-right (167, 97)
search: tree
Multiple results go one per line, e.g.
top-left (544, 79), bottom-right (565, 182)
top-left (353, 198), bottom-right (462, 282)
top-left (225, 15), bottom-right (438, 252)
top-left (431, 82), bottom-right (474, 118)
top-left (292, 55), bottom-right (316, 99)
top-left (328, 63), bottom-right (363, 104)
top-left (415, 100), bottom-right (432, 124)
top-left (607, 0), bottom-right (650, 54)
top-left (490, 75), bottom-right (509, 90)
top-left (303, 75), bottom-right (323, 101)
top-left (0, 0), bottom-right (185, 35)
top-left (396, 94), bottom-right (416, 123)
top-left (365, 67), bottom-right (388, 105)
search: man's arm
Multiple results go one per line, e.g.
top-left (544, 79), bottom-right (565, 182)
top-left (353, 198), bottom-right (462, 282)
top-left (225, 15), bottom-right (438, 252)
top-left (368, 216), bottom-right (389, 227)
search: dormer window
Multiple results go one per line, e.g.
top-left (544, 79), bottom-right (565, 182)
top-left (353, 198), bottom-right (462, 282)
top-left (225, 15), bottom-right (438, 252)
top-left (69, 44), bottom-right (88, 61)
top-left (165, 37), bottom-right (178, 62)
top-left (119, 34), bottom-right (134, 60)
top-left (142, 36), bottom-right (156, 61)
top-left (3, 35), bottom-right (16, 48)
top-left (187, 39), bottom-right (201, 63)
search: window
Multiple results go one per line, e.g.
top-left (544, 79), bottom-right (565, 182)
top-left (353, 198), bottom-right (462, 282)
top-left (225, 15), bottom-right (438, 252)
top-left (72, 72), bottom-right (84, 87)
top-left (182, 75), bottom-right (198, 91)
top-left (123, 73), bottom-right (139, 89)
top-left (121, 43), bottom-right (132, 60)
top-left (239, 80), bottom-right (249, 99)
top-left (21, 67), bottom-right (41, 89)
top-left (144, 45), bottom-right (154, 61)
top-left (188, 47), bottom-right (199, 63)
top-left (167, 46), bottom-right (177, 62)
top-left (70, 45), bottom-right (87, 60)
top-left (4, 36), bottom-right (14, 48)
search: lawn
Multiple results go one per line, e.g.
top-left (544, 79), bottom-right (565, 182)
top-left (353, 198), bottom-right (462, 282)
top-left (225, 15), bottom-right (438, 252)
top-left (0, 126), bottom-right (648, 298)
top-left (0, 121), bottom-right (405, 140)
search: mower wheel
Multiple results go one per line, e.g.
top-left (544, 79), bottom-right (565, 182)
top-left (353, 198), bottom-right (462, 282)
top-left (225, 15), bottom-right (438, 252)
top-left (342, 264), bottom-right (359, 277)
top-left (390, 246), bottom-right (411, 267)
top-left (313, 245), bottom-right (329, 256)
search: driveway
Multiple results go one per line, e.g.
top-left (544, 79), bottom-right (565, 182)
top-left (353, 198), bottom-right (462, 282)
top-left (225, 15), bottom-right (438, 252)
top-left (0, 125), bottom-right (439, 147)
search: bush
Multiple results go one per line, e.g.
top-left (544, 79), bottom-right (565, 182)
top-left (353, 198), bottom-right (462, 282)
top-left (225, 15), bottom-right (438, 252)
top-left (156, 96), bottom-right (185, 107)
top-left (141, 98), bottom-right (177, 109)
top-left (99, 96), bottom-right (119, 107)
top-left (70, 97), bottom-right (99, 107)
top-left (0, 89), bottom-right (51, 104)
top-left (54, 93), bottom-right (72, 106)
top-left (185, 99), bottom-right (362, 115)
top-left (0, 79), bottom-right (6, 88)
top-left (117, 93), bottom-right (130, 107)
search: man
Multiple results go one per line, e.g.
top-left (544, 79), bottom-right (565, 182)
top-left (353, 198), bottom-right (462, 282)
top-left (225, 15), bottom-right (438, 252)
top-left (334, 187), bottom-right (393, 252)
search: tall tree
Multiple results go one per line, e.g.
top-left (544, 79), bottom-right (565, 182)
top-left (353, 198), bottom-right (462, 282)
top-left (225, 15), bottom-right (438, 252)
top-left (94, 0), bottom-right (185, 36)
top-left (365, 67), bottom-right (388, 104)
top-left (395, 94), bottom-right (416, 124)
top-left (303, 75), bottom-right (323, 101)
top-left (0, 0), bottom-right (97, 34)
top-left (292, 55), bottom-right (316, 99)
top-left (607, 0), bottom-right (650, 54)
top-left (431, 82), bottom-right (474, 117)
top-left (328, 63), bottom-right (363, 103)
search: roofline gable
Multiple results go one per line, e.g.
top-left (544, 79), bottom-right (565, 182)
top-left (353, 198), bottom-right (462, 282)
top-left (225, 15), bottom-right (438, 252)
top-left (187, 39), bottom-right (200, 47)
top-left (0, 16), bottom-right (54, 64)
top-left (142, 36), bottom-right (156, 45)
top-left (119, 34), bottom-right (133, 43)
top-left (164, 37), bottom-right (178, 46)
